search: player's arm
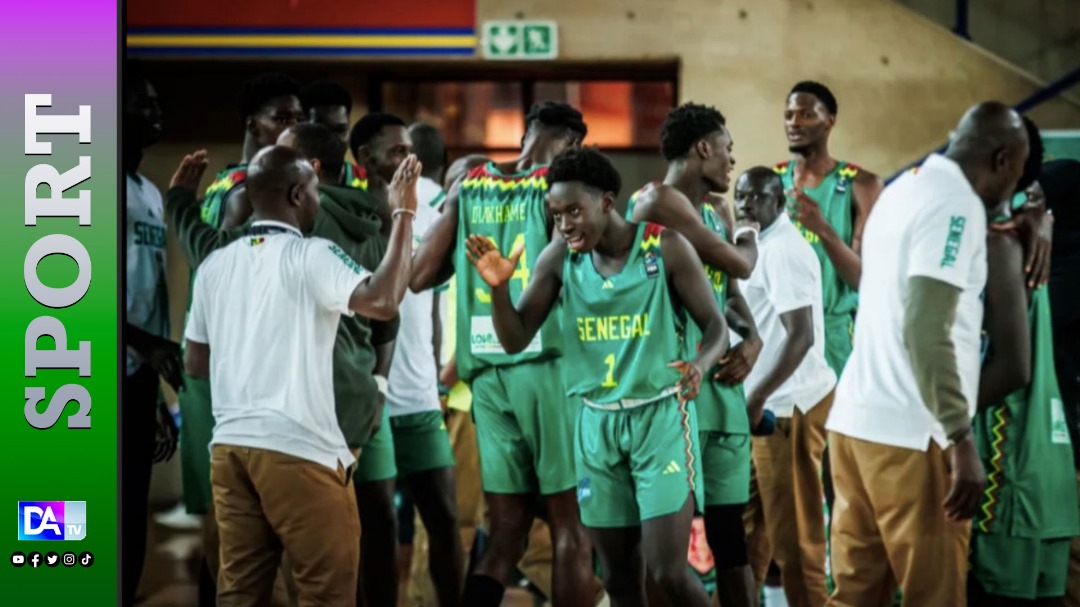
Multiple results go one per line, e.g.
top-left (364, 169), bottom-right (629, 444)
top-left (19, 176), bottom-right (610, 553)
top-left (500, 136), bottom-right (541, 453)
top-left (432, 291), bottom-right (443, 376)
top-left (411, 179), bottom-right (460, 292)
top-left (724, 280), bottom-right (757, 340)
top-left (219, 185), bottom-right (253, 230)
top-left (991, 202), bottom-right (1054, 288)
top-left (662, 230), bottom-right (730, 374)
top-left (715, 202), bottom-right (759, 342)
top-left (788, 170), bottom-right (882, 289)
top-left (165, 151), bottom-right (245, 267)
top-left (977, 231), bottom-right (1032, 410)
top-left (846, 171), bottom-right (884, 285)
top-left (712, 206), bottom-right (763, 385)
top-left (633, 187), bottom-right (757, 279)
top-left (126, 323), bottom-right (184, 391)
top-left (348, 157), bottom-right (421, 319)
top-left (466, 235), bottom-right (565, 354)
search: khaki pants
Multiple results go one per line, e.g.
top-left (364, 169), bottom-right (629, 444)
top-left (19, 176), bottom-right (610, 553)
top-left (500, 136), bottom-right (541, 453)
top-left (744, 391), bottom-right (833, 607)
top-left (204, 502), bottom-right (295, 607)
top-left (211, 445), bottom-right (361, 607)
top-left (1065, 470), bottom-right (1080, 607)
top-left (826, 431), bottom-right (970, 607)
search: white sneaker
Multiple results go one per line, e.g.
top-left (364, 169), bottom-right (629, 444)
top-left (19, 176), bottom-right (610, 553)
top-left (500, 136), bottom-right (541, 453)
top-left (762, 585), bottom-right (790, 607)
top-left (153, 503), bottom-right (202, 530)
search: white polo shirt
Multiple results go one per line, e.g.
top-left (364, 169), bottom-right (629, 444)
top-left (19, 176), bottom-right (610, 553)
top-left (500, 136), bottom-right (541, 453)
top-left (740, 214), bottom-right (836, 417)
top-left (184, 220), bottom-right (371, 470)
top-left (387, 185), bottom-right (442, 417)
top-left (126, 173), bottom-right (170, 376)
top-left (827, 154), bottom-right (988, 451)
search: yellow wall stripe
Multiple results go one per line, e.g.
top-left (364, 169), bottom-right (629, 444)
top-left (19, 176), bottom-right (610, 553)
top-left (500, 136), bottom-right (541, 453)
top-left (126, 34), bottom-right (477, 48)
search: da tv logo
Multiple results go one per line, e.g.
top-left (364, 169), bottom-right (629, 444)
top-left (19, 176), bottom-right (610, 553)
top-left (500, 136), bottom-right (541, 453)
top-left (18, 501), bottom-right (86, 541)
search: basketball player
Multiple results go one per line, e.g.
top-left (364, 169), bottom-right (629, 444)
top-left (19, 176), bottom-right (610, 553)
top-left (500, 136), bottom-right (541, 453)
top-left (410, 101), bottom-right (594, 607)
top-left (300, 79), bottom-right (369, 190)
top-left (467, 147), bottom-right (726, 607)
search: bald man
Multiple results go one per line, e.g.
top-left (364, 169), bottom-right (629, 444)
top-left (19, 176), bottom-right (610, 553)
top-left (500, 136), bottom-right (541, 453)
top-left (180, 146), bottom-right (420, 606)
top-left (824, 102), bottom-right (1030, 607)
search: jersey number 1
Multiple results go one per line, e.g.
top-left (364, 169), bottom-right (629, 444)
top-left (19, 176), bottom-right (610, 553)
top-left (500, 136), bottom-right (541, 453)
top-left (475, 233), bottom-right (530, 303)
top-left (602, 353), bottom-right (619, 388)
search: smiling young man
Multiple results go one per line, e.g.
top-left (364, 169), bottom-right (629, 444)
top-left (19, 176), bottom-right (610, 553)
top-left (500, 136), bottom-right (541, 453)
top-left (467, 147), bottom-right (728, 607)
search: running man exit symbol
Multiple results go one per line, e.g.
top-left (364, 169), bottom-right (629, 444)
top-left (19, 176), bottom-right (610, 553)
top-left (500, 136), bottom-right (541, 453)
top-left (524, 25), bottom-right (552, 55)
top-left (482, 21), bottom-right (559, 60)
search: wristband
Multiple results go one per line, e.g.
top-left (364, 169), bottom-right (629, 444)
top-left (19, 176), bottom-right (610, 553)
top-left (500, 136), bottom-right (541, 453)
top-left (392, 209), bottom-right (416, 220)
top-left (374, 375), bottom-right (388, 397)
top-left (734, 226), bottom-right (759, 242)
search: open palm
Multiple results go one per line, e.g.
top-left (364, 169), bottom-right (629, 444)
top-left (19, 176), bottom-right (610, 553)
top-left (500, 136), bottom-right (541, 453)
top-left (465, 234), bottom-right (521, 288)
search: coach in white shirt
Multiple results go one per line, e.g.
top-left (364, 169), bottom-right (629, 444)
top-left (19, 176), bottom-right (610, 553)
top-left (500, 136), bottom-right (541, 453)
top-left (183, 146), bottom-right (421, 606)
top-left (825, 102), bottom-right (1030, 607)
top-left (733, 167), bottom-right (837, 607)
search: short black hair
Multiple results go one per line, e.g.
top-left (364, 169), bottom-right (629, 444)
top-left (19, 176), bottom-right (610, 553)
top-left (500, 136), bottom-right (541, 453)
top-left (300, 80), bottom-right (352, 113)
top-left (348, 112), bottom-right (407, 158)
top-left (547, 147), bottom-right (621, 197)
top-left (289, 122), bottom-right (347, 182)
top-left (525, 101), bottom-right (588, 142)
top-left (790, 81), bottom-right (838, 116)
top-left (660, 103), bottom-right (727, 161)
top-left (408, 123), bottom-right (447, 172)
top-left (239, 73), bottom-right (300, 119)
top-left (1016, 115), bottom-right (1044, 194)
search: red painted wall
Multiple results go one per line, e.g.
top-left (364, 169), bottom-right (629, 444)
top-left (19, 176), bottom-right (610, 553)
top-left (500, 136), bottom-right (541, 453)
top-left (127, 0), bottom-right (475, 29)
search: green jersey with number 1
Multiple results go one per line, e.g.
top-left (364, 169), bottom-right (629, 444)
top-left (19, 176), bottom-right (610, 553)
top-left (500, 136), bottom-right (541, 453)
top-left (454, 162), bottom-right (562, 383)
top-left (562, 223), bottom-right (685, 405)
top-left (975, 286), bottom-right (1080, 539)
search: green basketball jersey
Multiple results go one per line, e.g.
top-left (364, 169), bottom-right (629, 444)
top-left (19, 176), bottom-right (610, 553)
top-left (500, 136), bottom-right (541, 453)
top-left (199, 165), bottom-right (247, 230)
top-left (454, 162), bottom-right (562, 383)
top-left (344, 162), bottom-right (369, 191)
top-left (975, 286), bottom-right (1080, 539)
top-left (562, 222), bottom-right (685, 405)
top-left (626, 185), bottom-right (748, 432)
top-left (773, 160), bottom-right (859, 319)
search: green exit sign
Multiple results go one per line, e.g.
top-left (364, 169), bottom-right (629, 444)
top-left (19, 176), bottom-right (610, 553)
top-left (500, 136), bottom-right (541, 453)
top-left (481, 20), bottom-right (559, 60)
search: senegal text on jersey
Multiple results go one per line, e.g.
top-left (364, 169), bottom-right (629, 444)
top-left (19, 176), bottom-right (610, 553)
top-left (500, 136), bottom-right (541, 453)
top-left (576, 313), bottom-right (653, 343)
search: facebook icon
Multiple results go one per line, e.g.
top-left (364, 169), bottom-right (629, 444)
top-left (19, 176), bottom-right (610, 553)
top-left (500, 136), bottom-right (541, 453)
top-left (18, 501), bottom-right (86, 541)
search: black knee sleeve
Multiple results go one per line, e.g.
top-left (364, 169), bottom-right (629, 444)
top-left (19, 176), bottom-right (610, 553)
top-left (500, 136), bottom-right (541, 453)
top-left (704, 503), bottom-right (749, 569)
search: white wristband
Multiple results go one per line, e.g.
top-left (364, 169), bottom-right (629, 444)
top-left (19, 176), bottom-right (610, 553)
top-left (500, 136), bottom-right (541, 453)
top-left (734, 226), bottom-right (759, 242)
top-left (374, 375), bottom-right (388, 396)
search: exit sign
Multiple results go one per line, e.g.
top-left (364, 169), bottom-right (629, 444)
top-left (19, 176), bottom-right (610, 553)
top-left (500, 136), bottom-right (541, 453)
top-left (482, 20), bottom-right (558, 60)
